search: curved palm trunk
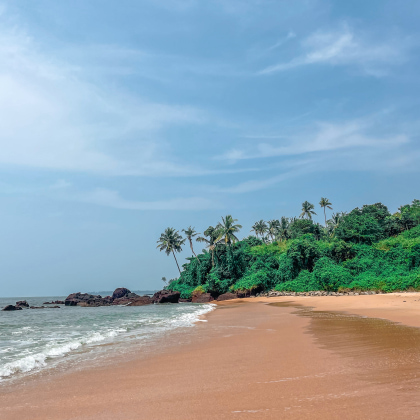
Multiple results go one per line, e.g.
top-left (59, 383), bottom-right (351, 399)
top-left (324, 207), bottom-right (327, 227)
top-left (189, 240), bottom-right (201, 264)
top-left (172, 250), bottom-right (181, 274)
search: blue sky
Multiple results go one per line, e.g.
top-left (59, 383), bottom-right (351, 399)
top-left (0, 0), bottom-right (419, 296)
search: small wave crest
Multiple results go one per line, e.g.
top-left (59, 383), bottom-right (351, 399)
top-left (0, 303), bottom-right (215, 381)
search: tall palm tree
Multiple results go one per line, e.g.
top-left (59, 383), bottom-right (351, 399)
top-left (251, 220), bottom-right (268, 238)
top-left (182, 226), bottom-right (200, 264)
top-left (217, 215), bottom-right (242, 246)
top-left (300, 201), bottom-right (317, 220)
top-left (275, 216), bottom-right (290, 242)
top-left (327, 212), bottom-right (345, 236)
top-left (319, 197), bottom-right (333, 227)
top-left (157, 228), bottom-right (185, 274)
top-left (197, 226), bottom-right (220, 267)
top-left (267, 219), bottom-right (280, 242)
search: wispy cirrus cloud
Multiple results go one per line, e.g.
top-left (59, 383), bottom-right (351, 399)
top-left (259, 25), bottom-right (411, 76)
top-left (217, 119), bottom-right (409, 161)
top-left (73, 188), bottom-right (221, 211)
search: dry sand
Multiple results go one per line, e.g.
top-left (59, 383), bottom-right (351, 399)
top-left (1, 293), bottom-right (420, 419)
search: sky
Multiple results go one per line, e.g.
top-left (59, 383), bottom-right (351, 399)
top-left (0, 0), bottom-right (419, 296)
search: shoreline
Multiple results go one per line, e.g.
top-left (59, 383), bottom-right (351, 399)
top-left (2, 294), bottom-right (420, 419)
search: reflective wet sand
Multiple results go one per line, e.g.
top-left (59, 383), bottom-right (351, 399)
top-left (1, 295), bottom-right (420, 419)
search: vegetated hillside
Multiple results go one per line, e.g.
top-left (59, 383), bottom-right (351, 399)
top-left (166, 200), bottom-right (420, 298)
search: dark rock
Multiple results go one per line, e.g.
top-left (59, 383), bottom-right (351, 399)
top-left (179, 298), bottom-right (192, 303)
top-left (112, 288), bottom-right (131, 300)
top-left (65, 292), bottom-right (112, 307)
top-left (192, 293), bottom-right (214, 303)
top-left (113, 295), bottom-right (152, 306)
top-left (217, 293), bottom-right (238, 302)
top-left (16, 300), bottom-right (29, 308)
top-left (152, 290), bottom-right (180, 304)
top-left (2, 305), bottom-right (22, 311)
top-left (43, 300), bottom-right (65, 305)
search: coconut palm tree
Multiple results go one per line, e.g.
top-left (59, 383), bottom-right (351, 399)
top-left (276, 217), bottom-right (290, 242)
top-left (319, 197), bottom-right (333, 227)
top-left (327, 212), bottom-right (345, 236)
top-left (197, 226), bottom-right (220, 267)
top-left (157, 228), bottom-right (185, 274)
top-left (267, 219), bottom-right (280, 242)
top-left (182, 226), bottom-right (200, 264)
top-left (251, 220), bottom-right (268, 238)
top-left (217, 215), bottom-right (242, 247)
top-left (300, 201), bottom-right (317, 220)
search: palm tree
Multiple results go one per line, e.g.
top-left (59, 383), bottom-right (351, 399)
top-left (251, 220), bottom-right (268, 238)
top-left (300, 201), bottom-right (317, 220)
top-left (216, 215), bottom-right (242, 246)
top-left (182, 226), bottom-right (200, 264)
top-left (319, 197), bottom-right (333, 227)
top-left (327, 212), bottom-right (345, 236)
top-left (157, 228), bottom-right (185, 274)
top-left (267, 219), bottom-right (280, 242)
top-left (275, 217), bottom-right (290, 242)
top-left (197, 226), bottom-right (221, 267)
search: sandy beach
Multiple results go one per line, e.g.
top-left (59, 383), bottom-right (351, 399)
top-left (2, 293), bottom-right (420, 419)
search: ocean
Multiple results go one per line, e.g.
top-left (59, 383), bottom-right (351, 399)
top-left (0, 294), bottom-right (214, 383)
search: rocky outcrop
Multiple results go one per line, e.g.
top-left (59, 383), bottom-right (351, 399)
top-left (2, 305), bottom-right (22, 311)
top-left (113, 295), bottom-right (152, 306)
top-left (65, 293), bottom-right (112, 307)
top-left (112, 288), bottom-right (131, 300)
top-left (192, 292), bottom-right (214, 303)
top-left (30, 306), bottom-right (60, 309)
top-left (152, 290), bottom-right (180, 304)
top-left (43, 300), bottom-right (65, 305)
top-left (179, 298), bottom-right (192, 303)
top-left (217, 293), bottom-right (238, 301)
top-left (16, 300), bottom-right (29, 308)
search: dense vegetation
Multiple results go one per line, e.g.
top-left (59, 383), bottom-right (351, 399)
top-left (157, 199), bottom-right (420, 298)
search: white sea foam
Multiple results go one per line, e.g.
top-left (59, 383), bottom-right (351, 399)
top-left (0, 303), bottom-right (215, 382)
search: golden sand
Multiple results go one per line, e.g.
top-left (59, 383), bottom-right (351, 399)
top-left (1, 293), bottom-right (420, 419)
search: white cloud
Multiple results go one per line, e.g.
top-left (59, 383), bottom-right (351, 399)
top-left (259, 25), bottom-right (409, 76)
top-left (0, 14), bottom-right (208, 177)
top-left (218, 119), bottom-right (409, 161)
top-left (75, 188), bottom-right (220, 211)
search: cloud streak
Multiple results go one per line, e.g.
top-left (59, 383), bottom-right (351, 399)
top-left (259, 25), bottom-right (409, 76)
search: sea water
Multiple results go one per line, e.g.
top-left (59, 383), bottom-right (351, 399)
top-left (0, 294), bottom-right (214, 383)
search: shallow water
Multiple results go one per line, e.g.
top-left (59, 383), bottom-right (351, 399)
top-left (0, 295), bottom-right (214, 383)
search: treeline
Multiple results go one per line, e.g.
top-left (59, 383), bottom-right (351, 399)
top-left (157, 199), bottom-right (420, 298)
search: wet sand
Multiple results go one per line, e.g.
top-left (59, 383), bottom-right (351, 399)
top-left (1, 293), bottom-right (420, 419)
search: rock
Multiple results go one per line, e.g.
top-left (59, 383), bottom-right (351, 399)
top-left (192, 293), bottom-right (214, 303)
top-left (217, 293), bottom-right (238, 302)
top-left (16, 300), bottom-right (29, 308)
top-left (113, 295), bottom-right (152, 306)
top-left (65, 292), bottom-right (112, 307)
top-left (152, 290), bottom-right (181, 304)
top-left (112, 288), bottom-right (131, 300)
top-left (43, 300), bottom-right (65, 305)
top-left (2, 305), bottom-right (22, 311)
top-left (179, 298), bottom-right (192, 303)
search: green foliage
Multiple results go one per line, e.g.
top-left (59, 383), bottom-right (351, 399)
top-left (164, 199), bottom-right (420, 295)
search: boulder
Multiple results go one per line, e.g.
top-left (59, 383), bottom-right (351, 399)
top-left (192, 293), bottom-right (214, 303)
top-left (217, 293), bottom-right (238, 302)
top-left (179, 298), bottom-right (192, 303)
top-left (113, 295), bottom-right (152, 306)
top-left (112, 288), bottom-right (131, 300)
top-left (65, 292), bottom-right (112, 307)
top-left (152, 290), bottom-right (180, 304)
top-left (16, 300), bottom-right (29, 308)
top-left (2, 305), bottom-right (22, 311)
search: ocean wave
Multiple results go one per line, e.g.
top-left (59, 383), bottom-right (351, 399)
top-left (0, 303), bottom-right (215, 381)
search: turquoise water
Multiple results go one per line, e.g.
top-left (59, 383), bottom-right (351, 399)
top-left (0, 295), bottom-right (214, 382)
